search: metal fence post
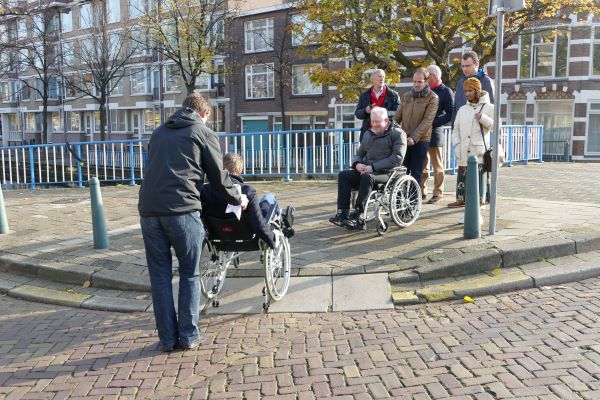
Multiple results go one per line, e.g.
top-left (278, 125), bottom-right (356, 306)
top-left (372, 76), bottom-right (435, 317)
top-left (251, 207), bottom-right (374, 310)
top-left (523, 126), bottom-right (529, 165)
top-left (506, 127), bottom-right (513, 167)
top-left (28, 146), bottom-right (36, 189)
top-left (450, 144), bottom-right (456, 175)
top-left (285, 133), bottom-right (291, 182)
top-left (129, 143), bottom-right (136, 186)
top-left (537, 125), bottom-right (544, 163)
top-left (76, 144), bottom-right (84, 188)
top-left (338, 130), bottom-right (344, 173)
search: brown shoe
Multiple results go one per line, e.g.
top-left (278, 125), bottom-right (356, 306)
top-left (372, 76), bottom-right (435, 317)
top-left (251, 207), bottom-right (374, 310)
top-left (427, 196), bottom-right (443, 204)
top-left (447, 201), bottom-right (465, 208)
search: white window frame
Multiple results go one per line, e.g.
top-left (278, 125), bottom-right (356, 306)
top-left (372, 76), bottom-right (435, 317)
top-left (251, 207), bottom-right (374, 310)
top-left (107, 0), bottom-right (120, 23)
top-left (164, 63), bottom-right (180, 92)
top-left (291, 14), bottom-right (321, 47)
top-left (585, 101), bottom-right (600, 155)
top-left (130, 67), bottom-right (150, 95)
top-left (292, 63), bottom-right (322, 96)
top-left (245, 63), bottom-right (274, 99)
top-left (79, 3), bottom-right (93, 29)
top-left (244, 18), bottom-right (274, 53)
top-left (519, 27), bottom-right (569, 80)
top-left (61, 9), bottom-right (72, 33)
top-left (508, 101), bottom-right (526, 125)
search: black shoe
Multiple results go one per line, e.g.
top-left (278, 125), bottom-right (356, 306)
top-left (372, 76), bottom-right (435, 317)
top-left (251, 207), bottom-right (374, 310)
top-left (342, 211), bottom-right (365, 230)
top-left (158, 343), bottom-right (176, 353)
top-left (282, 206), bottom-right (295, 229)
top-left (329, 210), bottom-right (348, 226)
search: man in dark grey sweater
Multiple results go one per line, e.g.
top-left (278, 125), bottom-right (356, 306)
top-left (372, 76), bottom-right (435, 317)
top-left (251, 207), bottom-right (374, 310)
top-left (138, 93), bottom-right (248, 353)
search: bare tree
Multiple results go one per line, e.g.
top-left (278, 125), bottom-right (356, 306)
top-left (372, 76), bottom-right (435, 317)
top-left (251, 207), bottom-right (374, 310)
top-left (61, 0), bottom-right (137, 141)
top-left (139, 0), bottom-right (241, 95)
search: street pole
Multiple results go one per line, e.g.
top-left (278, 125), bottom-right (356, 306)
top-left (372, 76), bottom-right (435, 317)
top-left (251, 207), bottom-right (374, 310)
top-left (488, 8), bottom-right (504, 235)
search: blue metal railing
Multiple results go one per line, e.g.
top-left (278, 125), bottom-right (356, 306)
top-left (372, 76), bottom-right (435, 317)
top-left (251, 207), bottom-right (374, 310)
top-left (0, 125), bottom-right (543, 188)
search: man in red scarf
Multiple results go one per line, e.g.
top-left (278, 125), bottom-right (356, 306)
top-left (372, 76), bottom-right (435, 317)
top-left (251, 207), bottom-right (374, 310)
top-left (355, 69), bottom-right (400, 141)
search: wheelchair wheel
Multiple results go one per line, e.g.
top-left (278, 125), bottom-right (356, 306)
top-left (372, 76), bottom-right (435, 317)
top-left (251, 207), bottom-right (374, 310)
top-left (199, 240), bottom-right (228, 300)
top-left (390, 175), bottom-right (422, 227)
top-left (263, 231), bottom-right (291, 301)
top-left (376, 221), bottom-right (388, 236)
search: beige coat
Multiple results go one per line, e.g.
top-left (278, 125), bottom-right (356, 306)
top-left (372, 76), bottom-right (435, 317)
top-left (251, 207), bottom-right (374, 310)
top-left (451, 91), bottom-right (494, 167)
top-left (394, 89), bottom-right (438, 143)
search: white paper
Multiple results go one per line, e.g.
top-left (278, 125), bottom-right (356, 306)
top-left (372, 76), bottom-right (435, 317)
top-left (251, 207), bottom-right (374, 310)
top-left (225, 184), bottom-right (242, 220)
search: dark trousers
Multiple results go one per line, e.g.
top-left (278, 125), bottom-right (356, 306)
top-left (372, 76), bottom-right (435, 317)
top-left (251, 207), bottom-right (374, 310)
top-left (337, 169), bottom-right (390, 212)
top-left (403, 140), bottom-right (430, 187)
top-left (456, 165), bottom-right (490, 203)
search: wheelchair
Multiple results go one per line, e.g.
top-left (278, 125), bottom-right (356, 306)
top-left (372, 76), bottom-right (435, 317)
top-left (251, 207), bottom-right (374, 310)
top-left (356, 166), bottom-right (422, 235)
top-left (199, 206), bottom-right (293, 311)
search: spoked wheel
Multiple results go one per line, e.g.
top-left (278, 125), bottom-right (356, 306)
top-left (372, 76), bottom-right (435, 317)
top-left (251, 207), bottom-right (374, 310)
top-left (199, 240), bottom-right (228, 300)
top-left (390, 175), bottom-right (422, 227)
top-left (263, 231), bottom-right (291, 302)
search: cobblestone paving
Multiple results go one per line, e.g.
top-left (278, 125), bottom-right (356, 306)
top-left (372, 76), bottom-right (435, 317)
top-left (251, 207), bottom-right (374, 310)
top-left (2, 276), bottom-right (600, 399)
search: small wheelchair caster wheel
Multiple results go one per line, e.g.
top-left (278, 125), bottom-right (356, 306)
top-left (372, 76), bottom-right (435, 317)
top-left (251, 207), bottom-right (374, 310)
top-left (212, 300), bottom-right (220, 307)
top-left (377, 222), bottom-right (388, 236)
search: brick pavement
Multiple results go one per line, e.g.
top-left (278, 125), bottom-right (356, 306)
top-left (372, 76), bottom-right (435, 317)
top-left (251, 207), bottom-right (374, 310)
top-left (2, 275), bottom-right (600, 399)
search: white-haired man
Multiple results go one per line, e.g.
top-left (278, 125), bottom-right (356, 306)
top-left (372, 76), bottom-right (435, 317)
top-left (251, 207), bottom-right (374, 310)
top-left (355, 69), bottom-right (400, 141)
top-left (329, 107), bottom-right (407, 230)
top-left (422, 65), bottom-right (454, 204)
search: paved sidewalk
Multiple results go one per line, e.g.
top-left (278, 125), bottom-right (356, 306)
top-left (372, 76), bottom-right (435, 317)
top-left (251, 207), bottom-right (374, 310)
top-left (1, 163), bottom-right (600, 312)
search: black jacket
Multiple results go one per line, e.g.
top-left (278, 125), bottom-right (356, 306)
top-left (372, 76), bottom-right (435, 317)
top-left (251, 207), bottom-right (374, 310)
top-left (430, 83), bottom-right (454, 147)
top-left (352, 122), bottom-right (407, 174)
top-left (355, 85), bottom-right (400, 141)
top-left (138, 107), bottom-right (241, 217)
top-left (200, 175), bottom-right (276, 249)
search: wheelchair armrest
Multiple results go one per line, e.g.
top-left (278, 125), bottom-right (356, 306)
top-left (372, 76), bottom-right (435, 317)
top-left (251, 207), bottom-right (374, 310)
top-left (390, 166), bottom-right (407, 173)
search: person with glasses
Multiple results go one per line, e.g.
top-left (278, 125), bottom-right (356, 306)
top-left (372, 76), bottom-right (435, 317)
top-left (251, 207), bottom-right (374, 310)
top-left (394, 67), bottom-right (439, 188)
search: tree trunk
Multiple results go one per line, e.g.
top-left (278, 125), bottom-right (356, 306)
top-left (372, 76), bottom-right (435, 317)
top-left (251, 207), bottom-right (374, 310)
top-left (99, 99), bottom-right (107, 142)
top-left (42, 81), bottom-right (49, 144)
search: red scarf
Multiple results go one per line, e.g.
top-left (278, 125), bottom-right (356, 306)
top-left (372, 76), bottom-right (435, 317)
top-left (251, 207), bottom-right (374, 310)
top-left (370, 86), bottom-right (387, 108)
top-left (429, 80), bottom-right (441, 90)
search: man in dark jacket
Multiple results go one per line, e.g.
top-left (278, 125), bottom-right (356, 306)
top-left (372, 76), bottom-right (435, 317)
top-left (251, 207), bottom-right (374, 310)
top-left (201, 153), bottom-right (276, 249)
top-left (138, 93), bottom-right (248, 353)
top-left (422, 65), bottom-right (454, 204)
top-left (329, 106), bottom-right (407, 230)
top-left (452, 51), bottom-right (494, 128)
top-left (355, 69), bottom-right (400, 141)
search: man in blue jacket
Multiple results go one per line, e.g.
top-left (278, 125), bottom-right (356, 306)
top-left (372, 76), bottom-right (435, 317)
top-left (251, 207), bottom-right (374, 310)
top-left (355, 69), bottom-right (400, 142)
top-left (422, 65), bottom-right (454, 204)
top-left (452, 51), bottom-right (494, 128)
top-left (138, 94), bottom-right (248, 352)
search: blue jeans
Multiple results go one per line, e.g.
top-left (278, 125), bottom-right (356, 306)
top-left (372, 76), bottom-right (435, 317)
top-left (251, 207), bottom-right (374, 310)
top-left (140, 211), bottom-right (204, 348)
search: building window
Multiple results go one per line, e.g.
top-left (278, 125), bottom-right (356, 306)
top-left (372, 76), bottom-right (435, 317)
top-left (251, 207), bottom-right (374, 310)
top-left (144, 109), bottom-right (160, 132)
top-left (52, 112), bottom-right (61, 131)
top-left (21, 82), bottom-right (30, 101)
top-left (587, 103), bottom-right (600, 153)
top-left (292, 64), bottom-right (322, 95)
top-left (164, 64), bottom-right (180, 92)
top-left (110, 77), bottom-right (124, 95)
top-left (291, 14), bottom-right (321, 47)
top-left (25, 113), bottom-right (42, 132)
top-left (32, 14), bottom-right (43, 33)
top-left (79, 3), bottom-right (93, 29)
top-left (1, 81), bottom-right (10, 103)
top-left (195, 73), bottom-right (211, 90)
top-left (593, 26), bottom-right (600, 76)
top-left (245, 63), bottom-right (274, 99)
top-left (17, 18), bottom-right (26, 40)
top-left (519, 28), bottom-right (569, 79)
top-left (110, 109), bottom-right (127, 131)
top-left (130, 67), bottom-right (150, 94)
top-left (244, 18), bottom-right (274, 53)
top-left (130, 27), bottom-right (149, 56)
top-left (129, 0), bottom-right (153, 19)
top-left (66, 111), bottom-right (81, 131)
top-left (62, 40), bottom-right (74, 65)
top-left (537, 101), bottom-right (573, 155)
top-left (107, 0), bottom-right (120, 23)
top-left (508, 101), bottom-right (526, 125)
top-left (61, 9), bottom-right (72, 32)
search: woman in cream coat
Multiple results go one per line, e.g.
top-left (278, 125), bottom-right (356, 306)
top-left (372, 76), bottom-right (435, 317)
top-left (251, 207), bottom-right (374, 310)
top-left (448, 77), bottom-right (494, 208)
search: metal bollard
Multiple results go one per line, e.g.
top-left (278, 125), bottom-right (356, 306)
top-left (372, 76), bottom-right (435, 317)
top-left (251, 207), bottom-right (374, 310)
top-left (89, 177), bottom-right (109, 249)
top-left (464, 155), bottom-right (481, 239)
top-left (0, 184), bottom-right (9, 234)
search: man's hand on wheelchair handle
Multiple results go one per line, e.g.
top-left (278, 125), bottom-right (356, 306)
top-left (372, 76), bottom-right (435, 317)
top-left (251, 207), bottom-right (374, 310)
top-left (240, 194), bottom-right (249, 210)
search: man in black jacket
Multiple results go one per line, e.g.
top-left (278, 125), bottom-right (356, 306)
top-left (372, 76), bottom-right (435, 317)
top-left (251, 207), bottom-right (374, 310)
top-left (329, 107), bottom-right (407, 230)
top-left (422, 65), bottom-right (454, 204)
top-left (201, 153), bottom-right (277, 249)
top-left (355, 69), bottom-right (400, 142)
top-left (138, 93), bottom-right (248, 353)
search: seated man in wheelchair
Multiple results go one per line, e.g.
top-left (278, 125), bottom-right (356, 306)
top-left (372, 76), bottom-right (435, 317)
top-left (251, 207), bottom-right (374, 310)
top-left (201, 153), bottom-right (294, 248)
top-left (329, 106), bottom-right (407, 230)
